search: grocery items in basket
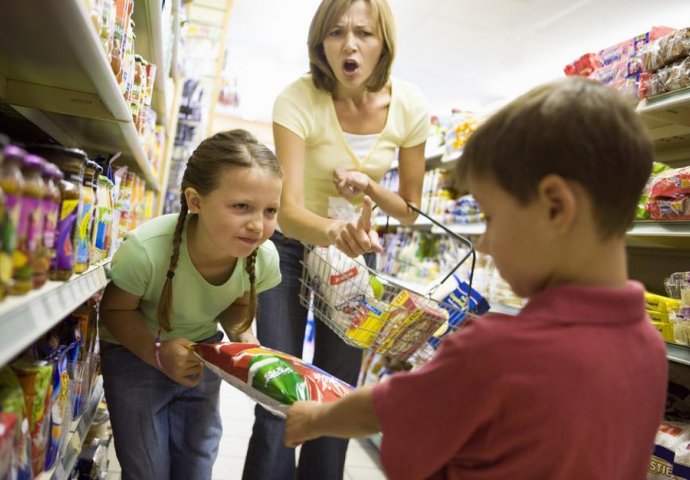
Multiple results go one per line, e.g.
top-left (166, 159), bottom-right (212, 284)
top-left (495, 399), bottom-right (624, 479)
top-left (194, 343), bottom-right (353, 418)
top-left (304, 245), bottom-right (373, 330)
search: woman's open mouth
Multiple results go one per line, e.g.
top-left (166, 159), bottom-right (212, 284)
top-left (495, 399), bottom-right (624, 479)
top-left (342, 59), bottom-right (359, 76)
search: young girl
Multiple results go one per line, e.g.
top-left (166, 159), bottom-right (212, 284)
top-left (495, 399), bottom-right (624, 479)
top-left (99, 130), bottom-right (283, 479)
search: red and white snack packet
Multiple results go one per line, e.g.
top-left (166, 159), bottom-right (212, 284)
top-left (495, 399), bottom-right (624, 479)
top-left (194, 342), bottom-right (353, 417)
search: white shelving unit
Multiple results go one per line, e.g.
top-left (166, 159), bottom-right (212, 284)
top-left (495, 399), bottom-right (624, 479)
top-left (427, 220), bottom-right (690, 239)
top-left (667, 343), bottom-right (690, 366)
top-left (637, 87), bottom-right (690, 165)
top-left (132, 0), bottom-right (171, 131)
top-left (38, 376), bottom-right (105, 480)
top-left (0, 262), bottom-right (109, 367)
top-left (0, 0), bottom-right (159, 191)
top-left (374, 215), bottom-right (434, 228)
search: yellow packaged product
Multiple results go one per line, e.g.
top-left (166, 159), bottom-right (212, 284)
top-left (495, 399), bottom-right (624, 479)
top-left (377, 290), bottom-right (448, 359)
top-left (648, 309), bottom-right (671, 323)
top-left (645, 292), bottom-right (681, 314)
top-left (651, 320), bottom-right (675, 342)
top-left (346, 298), bottom-right (406, 349)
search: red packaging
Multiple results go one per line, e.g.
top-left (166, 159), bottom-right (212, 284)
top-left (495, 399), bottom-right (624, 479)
top-left (194, 343), bottom-right (353, 417)
top-left (649, 167), bottom-right (690, 198)
top-left (0, 412), bottom-right (16, 480)
top-left (564, 53), bottom-right (602, 77)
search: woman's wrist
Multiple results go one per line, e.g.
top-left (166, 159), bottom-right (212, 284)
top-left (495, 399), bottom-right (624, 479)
top-left (325, 219), bottom-right (343, 246)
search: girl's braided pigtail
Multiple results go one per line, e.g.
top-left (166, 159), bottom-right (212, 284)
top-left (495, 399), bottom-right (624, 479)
top-left (234, 249), bottom-right (258, 334)
top-left (157, 201), bottom-right (188, 332)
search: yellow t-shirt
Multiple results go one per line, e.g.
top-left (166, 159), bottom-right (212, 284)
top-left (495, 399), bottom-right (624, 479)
top-left (100, 213), bottom-right (282, 343)
top-left (273, 75), bottom-right (430, 217)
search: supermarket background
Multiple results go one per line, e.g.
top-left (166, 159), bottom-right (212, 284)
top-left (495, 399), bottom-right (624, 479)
top-left (0, 0), bottom-right (690, 478)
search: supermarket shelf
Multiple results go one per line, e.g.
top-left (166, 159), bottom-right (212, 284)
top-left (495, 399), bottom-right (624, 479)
top-left (389, 148), bottom-right (461, 170)
top-left (0, 262), bottom-right (110, 367)
top-left (427, 221), bottom-right (689, 238)
top-left (637, 87), bottom-right (690, 127)
top-left (39, 376), bottom-right (105, 480)
top-left (425, 150), bottom-right (462, 170)
top-left (637, 88), bottom-right (690, 161)
top-left (132, 0), bottom-right (169, 130)
top-left (0, 0), bottom-right (159, 191)
top-left (374, 215), bottom-right (434, 228)
top-left (490, 302), bottom-right (521, 316)
top-left (431, 222), bottom-right (486, 236)
top-left (667, 343), bottom-right (690, 366)
top-left (627, 221), bottom-right (690, 237)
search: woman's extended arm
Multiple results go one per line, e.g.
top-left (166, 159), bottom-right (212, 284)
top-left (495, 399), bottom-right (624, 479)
top-left (275, 123), bottom-right (381, 256)
top-left (334, 141), bottom-right (425, 225)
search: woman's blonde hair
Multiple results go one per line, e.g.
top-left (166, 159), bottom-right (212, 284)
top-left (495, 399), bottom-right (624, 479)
top-left (307, 0), bottom-right (397, 93)
top-left (157, 129), bottom-right (282, 334)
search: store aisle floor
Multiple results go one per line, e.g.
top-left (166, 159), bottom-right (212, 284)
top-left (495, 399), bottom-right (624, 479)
top-left (106, 381), bottom-right (386, 479)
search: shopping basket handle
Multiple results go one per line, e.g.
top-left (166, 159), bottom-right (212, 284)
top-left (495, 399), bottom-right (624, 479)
top-left (376, 201), bottom-right (477, 298)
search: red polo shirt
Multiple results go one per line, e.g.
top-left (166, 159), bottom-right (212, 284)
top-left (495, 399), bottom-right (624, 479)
top-left (373, 281), bottom-right (667, 479)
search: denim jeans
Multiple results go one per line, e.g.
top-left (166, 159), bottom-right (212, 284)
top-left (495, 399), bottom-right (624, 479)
top-left (101, 331), bottom-right (224, 480)
top-left (242, 231), bottom-right (364, 480)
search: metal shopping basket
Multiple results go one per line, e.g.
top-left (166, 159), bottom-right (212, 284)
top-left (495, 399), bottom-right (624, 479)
top-left (299, 203), bottom-right (476, 363)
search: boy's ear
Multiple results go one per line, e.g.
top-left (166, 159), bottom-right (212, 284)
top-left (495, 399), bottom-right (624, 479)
top-left (536, 174), bottom-right (576, 234)
top-left (184, 187), bottom-right (202, 213)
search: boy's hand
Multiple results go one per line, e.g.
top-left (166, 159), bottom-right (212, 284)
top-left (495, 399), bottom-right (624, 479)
top-left (159, 337), bottom-right (205, 387)
top-left (326, 196), bottom-right (384, 258)
top-left (334, 168), bottom-right (371, 200)
top-left (284, 401), bottom-right (322, 448)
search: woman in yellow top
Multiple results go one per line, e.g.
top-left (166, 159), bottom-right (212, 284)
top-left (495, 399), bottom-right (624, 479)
top-left (243, 1), bottom-right (429, 479)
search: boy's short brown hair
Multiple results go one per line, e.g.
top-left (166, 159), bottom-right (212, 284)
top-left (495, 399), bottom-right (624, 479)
top-left (307, 0), bottom-right (397, 93)
top-left (456, 76), bottom-right (654, 238)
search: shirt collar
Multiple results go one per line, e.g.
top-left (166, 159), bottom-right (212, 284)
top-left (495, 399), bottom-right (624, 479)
top-left (520, 281), bottom-right (647, 325)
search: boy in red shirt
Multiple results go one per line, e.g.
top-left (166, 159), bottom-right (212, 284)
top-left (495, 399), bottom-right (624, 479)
top-left (283, 76), bottom-right (668, 479)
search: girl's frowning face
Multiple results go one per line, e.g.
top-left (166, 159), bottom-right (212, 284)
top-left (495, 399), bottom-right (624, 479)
top-left (194, 166), bottom-right (282, 259)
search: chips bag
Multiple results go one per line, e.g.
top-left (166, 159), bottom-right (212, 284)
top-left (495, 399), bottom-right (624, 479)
top-left (194, 342), bottom-right (352, 417)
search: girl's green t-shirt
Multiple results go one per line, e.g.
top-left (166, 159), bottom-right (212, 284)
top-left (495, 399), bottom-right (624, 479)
top-left (100, 213), bottom-right (281, 343)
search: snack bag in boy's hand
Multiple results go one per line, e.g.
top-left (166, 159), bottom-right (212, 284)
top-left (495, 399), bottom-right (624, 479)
top-left (194, 343), bottom-right (353, 417)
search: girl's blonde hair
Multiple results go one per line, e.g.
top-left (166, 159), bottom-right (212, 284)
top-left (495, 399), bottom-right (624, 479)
top-left (307, 0), bottom-right (397, 93)
top-left (157, 129), bottom-right (282, 334)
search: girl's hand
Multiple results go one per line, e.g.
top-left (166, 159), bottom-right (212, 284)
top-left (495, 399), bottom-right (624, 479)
top-left (333, 169), bottom-right (371, 201)
top-left (158, 337), bottom-right (205, 387)
top-left (326, 196), bottom-right (384, 258)
top-left (284, 401), bottom-right (322, 448)
top-left (231, 328), bottom-right (260, 345)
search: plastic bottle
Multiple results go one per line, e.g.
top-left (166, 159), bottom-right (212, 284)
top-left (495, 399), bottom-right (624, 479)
top-left (29, 145), bottom-right (86, 281)
top-left (41, 163), bottom-right (62, 281)
top-left (1, 147), bottom-right (25, 296)
top-left (93, 175), bottom-right (113, 263)
top-left (26, 155), bottom-right (50, 289)
top-left (75, 161), bottom-right (97, 273)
